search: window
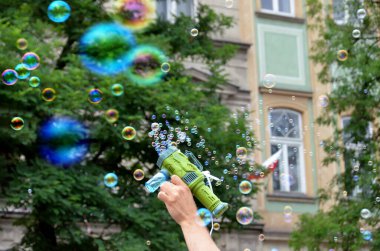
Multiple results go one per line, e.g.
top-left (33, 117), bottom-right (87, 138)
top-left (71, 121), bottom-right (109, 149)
top-left (341, 116), bottom-right (373, 197)
top-left (156, 0), bottom-right (196, 22)
top-left (333, 0), bottom-right (348, 24)
top-left (269, 109), bottom-right (306, 193)
top-left (260, 0), bottom-right (295, 16)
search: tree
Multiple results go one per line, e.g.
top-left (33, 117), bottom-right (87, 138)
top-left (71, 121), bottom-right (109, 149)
top-left (0, 1), bottom-right (260, 250)
top-left (290, 1), bottom-right (379, 250)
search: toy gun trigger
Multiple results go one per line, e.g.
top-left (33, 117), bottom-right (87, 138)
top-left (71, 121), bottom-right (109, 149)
top-left (184, 150), bottom-right (203, 171)
top-left (202, 170), bottom-right (221, 182)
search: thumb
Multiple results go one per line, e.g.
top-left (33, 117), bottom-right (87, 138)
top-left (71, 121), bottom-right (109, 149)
top-left (171, 175), bottom-right (186, 187)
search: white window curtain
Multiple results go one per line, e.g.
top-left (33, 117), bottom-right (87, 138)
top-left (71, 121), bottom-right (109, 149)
top-left (269, 109), bottom-right (306, 193)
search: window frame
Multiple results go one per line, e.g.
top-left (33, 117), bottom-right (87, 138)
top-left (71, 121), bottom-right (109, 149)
top-left (260, 0), bottom-right (295, 17)
top-left (269, 109), bottom-right (306, 193)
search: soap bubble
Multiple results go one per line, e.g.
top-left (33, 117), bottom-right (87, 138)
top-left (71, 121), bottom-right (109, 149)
top-left (337, 50), bottom-right (348, 61)
top-left (146, 240), bottom-right (151, 246)
top-left (360, 208), bottom-right (371, 219)
top-left (15, 63), bottom-right (30, 79)
top-left (88, 88), bottom-right (103, 104)
top-left (39, 116), bottom-right (89, 166)
top-left (22, 52), bottom-right (40, 70)
top-left (283, 205), bottom-right (293, 215)
top-left (151, 122), bottom-right (160, 131)
top-left (225, 0), bottom-right (234, 8)
top-left (190, 28), bottom-right (198, 37)
top-left (16, 38), bottom-right (28, 50)
top-left (239, 180), bottom-right (252, 194)
top-left (126, 45), bottom-right (167, 86)
top-left (236, 147), bottom-right (248, 159)
top-left (105, 109), bottom-right (119, 123)
top-left (236, 207), bottom-right (253, 225)
top-left (161, 62), bottom-right (170, 73)
top-left (258, 234), bottom-right (265, 241)
top-left (376, 197), bottom-right (380, 203)
top-left (357, 8), bottom-right (367, 20)
top-left (104, 173), bottom-right (118, 188)
top-left (318, 95), bottom-right (329, 107)
top-left (29, 76), bottom-right (40, 88)
top-left (263, 74), bottom-right (276, 88)
top-left (111, 83), bottom-right (124, 96)
top-left (41, 88), bottom-right (56, 101)
top-left (196, 208), bottom-right (212, 226)
top-left (352, 29), bottom-right (361, 38)
top-left (1, 69), bottom-right (18, 85)
top-left (114, 0), bottom-right (156, 31)
top-left (133, 169), bottom-right (145, 181)
top-left (362, 230), bottom-right (372, 241)
top-left (122, 126), bottom-right (136, 140)
top-left (47, 1), bottom-right (71, 23)
top-left (79, 23), bottom-right (136, 75)
top-left (11, 117), bottom-right (25, 131)
top-left (213, 222), bottom-right (220, 231)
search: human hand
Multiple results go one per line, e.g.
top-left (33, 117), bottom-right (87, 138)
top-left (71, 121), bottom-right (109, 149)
top-left (157, 175), bottom-right (198, 227)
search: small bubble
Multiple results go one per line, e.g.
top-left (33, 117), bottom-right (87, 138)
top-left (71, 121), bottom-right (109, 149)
top-left (190, 28), bottom-right (198, 37)
top-left (161, 62), bottom-right (170, 73)
top-left (16, 38), bottom-right (28, 50)
top-left (263, 74), bottom-right (276, 88)
top-left (357, 8), bottom-right (367, 20)
top-left (352, 29), bottom-right (361, 38)
top-left (258, 234), bottom-right (265, 241)
top-left (337, 50), bottom-right (348, 61)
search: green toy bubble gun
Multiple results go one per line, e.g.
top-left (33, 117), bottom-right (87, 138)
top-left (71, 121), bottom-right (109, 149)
top-left (145, 146), bottom-right (229, 218)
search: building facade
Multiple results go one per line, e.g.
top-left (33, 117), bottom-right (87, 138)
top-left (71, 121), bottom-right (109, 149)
top-left (0, 1), bottom-right (341, 250)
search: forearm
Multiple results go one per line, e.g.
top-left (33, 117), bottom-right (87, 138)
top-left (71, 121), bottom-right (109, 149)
top-left (180, 222), bottom-right (220, 251)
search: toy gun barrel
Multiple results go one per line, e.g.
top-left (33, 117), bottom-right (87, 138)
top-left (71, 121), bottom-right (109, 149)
top-left (145, 169), bottom-right (170, 193)
top-left (146, 146), bottom-right (228, 218)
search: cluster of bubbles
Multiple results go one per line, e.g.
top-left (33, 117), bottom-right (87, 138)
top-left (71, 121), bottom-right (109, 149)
top-left (1, 52), bottom-right (40, 86)
top-left (78, 2), bottom-right (170, 86)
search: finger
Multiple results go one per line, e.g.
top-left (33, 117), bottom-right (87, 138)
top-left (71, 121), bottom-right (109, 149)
top-left (160, 181), bottom-right (175, 193)
top-left (157, 191), bottom-right (170, 203)
top-left (171, 175), bottom-right (186, 187)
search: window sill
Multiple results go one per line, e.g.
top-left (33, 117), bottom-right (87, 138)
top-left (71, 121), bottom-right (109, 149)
top-left (267, 192), bottom-right (317, 204)
top-left (255, 11), bottom-right (305, 24)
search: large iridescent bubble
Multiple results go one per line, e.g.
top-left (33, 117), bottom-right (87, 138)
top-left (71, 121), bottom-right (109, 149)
top-left (114, 0), bottom-right (156, 31)
top-left (38, 116), bottom-right (89, 167)
top-left (126, 45), bottom-right (167, 85)
top-left (79, 23), bottom-right (136, 75)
